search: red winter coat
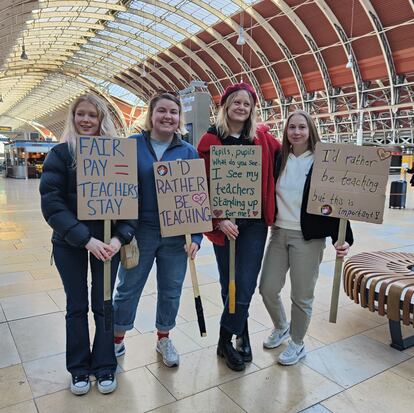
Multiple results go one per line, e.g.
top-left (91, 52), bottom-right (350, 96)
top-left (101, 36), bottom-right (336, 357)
top-left (197, 124), bottom-right (281, 246)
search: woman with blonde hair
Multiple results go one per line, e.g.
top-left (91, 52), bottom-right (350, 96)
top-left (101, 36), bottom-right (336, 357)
top-left (112, 92), bottom-right (201, 367)
top-left (259, 109), bottom-right (353, 365)
top-left (198, 83), bottom-right (281, 371)
top-left (40, 93), bottom-right (137, 395)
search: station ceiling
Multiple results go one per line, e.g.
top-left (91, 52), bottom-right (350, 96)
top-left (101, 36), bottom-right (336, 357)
top-left (0, 0), bottom-right (413, 144)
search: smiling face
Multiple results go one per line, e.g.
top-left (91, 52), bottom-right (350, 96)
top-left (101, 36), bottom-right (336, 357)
top-left (74, 101), bottom-right (100, 136)
top-left (226, 90), bottom-right (252, 126)
top-left (286, 113), bottom-right (310, 155)
top-left (151, 98), bottom-right (180, 140)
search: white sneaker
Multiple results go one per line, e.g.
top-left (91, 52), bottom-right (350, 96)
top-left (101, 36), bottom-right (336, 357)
top-left (70, 374), bottom-right (90, 396)
top-left (263, 325), bottom-right (290, 349)
top-left (156, 337), bottom-right (179, 367)
top-left (97, 373), bottom-right (117, 394)
top-left (114, 341), bottom-right (125, 357)
top-left (278, 340), bottom-right (306, 365)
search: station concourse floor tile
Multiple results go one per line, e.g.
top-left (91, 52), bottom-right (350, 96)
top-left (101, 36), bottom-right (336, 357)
top-left (0, 176), bottom-right (413, 412)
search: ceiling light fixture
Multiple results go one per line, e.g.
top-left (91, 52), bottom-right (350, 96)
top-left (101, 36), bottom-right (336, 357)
top-left (21, 35), bottom-right (28, 60)
top-left (236, 26), bottom-right (246, 46)
top-left (20, 45), bottom-right (28, 60)
top-left (346, 0), bottom-right (355, 70)
top-left (345, 53), bottom-right (353, 69)
top-left (237, 10), bottom-right (246, 46)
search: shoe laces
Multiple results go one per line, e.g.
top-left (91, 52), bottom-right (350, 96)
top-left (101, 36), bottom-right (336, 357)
top-left (73, 375), bottom-right (89, 386)
top-left (270, 326), bottom-right (288, 339)
top-left (284, 340), bottom-right (302, 356)
top-left (159, 338), bottom-right (176, 357)
top-left (98, 373), bottom-right (114, 386)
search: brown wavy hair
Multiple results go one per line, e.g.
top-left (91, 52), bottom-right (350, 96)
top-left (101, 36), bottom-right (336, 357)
top-left (143, 92), bottom-right (187, 135)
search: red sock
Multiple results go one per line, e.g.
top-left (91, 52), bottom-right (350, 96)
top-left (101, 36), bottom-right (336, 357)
top-left (157, 331), bottom-right (169, 341)
top-left (114, 335), bottom-right (124, 344)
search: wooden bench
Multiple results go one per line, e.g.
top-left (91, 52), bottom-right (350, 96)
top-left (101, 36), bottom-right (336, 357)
top-left (343, 251), bottom-right (414, 350)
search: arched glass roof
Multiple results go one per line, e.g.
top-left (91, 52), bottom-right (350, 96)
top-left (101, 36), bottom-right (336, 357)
top-left (0, 0), bottom-right (253, 132)
top-left (0, 0), bottom-right (413, 145)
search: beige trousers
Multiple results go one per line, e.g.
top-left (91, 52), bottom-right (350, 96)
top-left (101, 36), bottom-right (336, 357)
top-left (259, 226), bottom-right (325, 344)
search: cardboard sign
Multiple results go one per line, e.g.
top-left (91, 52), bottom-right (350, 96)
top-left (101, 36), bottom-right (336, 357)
top-left (154, 159), bottom-right (213, 237)
top-left (209, 145), bottom-right (262, 219)
top-left (76, 136), bottom-right (138, 220)
top-left (307, 143), bottom-right (391, 224)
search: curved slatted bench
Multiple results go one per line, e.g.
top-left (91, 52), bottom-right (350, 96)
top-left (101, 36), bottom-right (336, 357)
top-left (343, 251), bottom-right (414, 350)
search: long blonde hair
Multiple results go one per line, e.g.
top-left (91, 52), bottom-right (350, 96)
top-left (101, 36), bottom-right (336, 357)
top-left (143, 93), bottom-right (187, 135)
top-left (279, 110), bottom-right (321, 176)
top-left (61, 93), bottom-right (117, 158)
top-left (216, 90), bottom-right (257, 141)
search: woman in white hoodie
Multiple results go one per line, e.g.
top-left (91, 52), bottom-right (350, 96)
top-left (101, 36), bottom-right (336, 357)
top-left (259, 110), bottom-right (353, 366)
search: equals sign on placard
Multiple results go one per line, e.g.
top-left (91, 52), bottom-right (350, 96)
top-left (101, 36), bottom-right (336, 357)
top-left (114, 164), bottom-right (129, 175)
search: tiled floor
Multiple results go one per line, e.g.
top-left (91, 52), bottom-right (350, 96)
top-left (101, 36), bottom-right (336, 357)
top-left (0, 175), bottom-right (413, 413)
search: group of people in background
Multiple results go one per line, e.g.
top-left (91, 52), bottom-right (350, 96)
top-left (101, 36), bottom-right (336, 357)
top-left (40, 82), bottom-right (353, 395)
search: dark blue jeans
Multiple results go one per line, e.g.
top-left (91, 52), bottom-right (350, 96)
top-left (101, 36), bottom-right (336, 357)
top-left (53, 244), bottom-right (119, 377)
top-left (213, 219), bottom-right (268, 336)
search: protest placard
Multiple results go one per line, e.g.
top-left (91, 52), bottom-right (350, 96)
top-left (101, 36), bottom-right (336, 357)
top-left (154, 158), bottom-right (212, 237)
top-left (307, 143), bottom-right (391, 224)
top-left (76, 136), bottom-right (138, 220)
top-left (209, 145), bottom-right (262, 219)
top-left (307, 142), bottom-right (392, 323)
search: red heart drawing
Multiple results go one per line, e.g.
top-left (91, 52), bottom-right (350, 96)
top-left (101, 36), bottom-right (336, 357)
top-left (213, 209), bottom-right (223, 217)
top-left (192, 192), bottom-right (207, 206)
top-left (252, 211), bottom-right (259, 216)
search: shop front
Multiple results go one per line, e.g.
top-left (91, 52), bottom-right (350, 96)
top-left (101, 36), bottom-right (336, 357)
top-left (4, 141), bottom-right (57, 179)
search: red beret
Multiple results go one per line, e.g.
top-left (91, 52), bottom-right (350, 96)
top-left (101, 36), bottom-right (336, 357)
top-left (220, 82), bottom-right (258, 106)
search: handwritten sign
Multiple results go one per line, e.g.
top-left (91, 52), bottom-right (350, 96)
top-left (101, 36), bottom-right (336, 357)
top-left (209, 145), bottom-right (262, 219)
top-left (76, 136), bottom-right (138, 220)
top-left (307, 143), bottom-right (391, 224)
top-left (154, 159), bottom-right (212, 237)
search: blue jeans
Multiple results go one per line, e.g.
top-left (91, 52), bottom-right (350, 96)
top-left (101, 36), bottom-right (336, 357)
top-left (53, 244), bottom-right (119, 377)
top-left (213, 219), bottom-right (268, 335)
top-left (113, 222), bottom-right (187, 333)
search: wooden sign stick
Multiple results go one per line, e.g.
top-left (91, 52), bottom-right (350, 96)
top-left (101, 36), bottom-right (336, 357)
top-left (329, 218), bottom-right (347, 323)
top-left (103, 219), bottom-right (113, 332)
top-left (185, 234), bottom-right (207, 337)
top-left (229, 218), bottom-right (236, 314)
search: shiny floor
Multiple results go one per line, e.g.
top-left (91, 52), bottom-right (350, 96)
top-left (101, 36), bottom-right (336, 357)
top-left (0, 175), bottom-right (413, 413)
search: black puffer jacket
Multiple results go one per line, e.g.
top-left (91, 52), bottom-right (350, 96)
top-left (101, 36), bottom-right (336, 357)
top-left (40, 142), bottom-right (137, 248)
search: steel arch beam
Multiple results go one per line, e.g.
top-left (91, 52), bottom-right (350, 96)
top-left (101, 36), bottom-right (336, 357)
top-left (94, 29), bottom-right (199, 94)
top-left (135, 1), bottom-right (265, 112)
top-left (269, 0), bottom-right (334, 114)
top-left (316, 0), bottom-right (362, 109)
top-left (231, 1), bottom-right (287, 115)
top-left (122, 7), bottom-right (234, 94)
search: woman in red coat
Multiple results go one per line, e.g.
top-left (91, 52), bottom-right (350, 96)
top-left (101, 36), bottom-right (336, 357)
top-left (198, 83), bottom-right (280, 371)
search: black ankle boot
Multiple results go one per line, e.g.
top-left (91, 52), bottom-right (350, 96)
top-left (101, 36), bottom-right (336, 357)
top-left (217, 327), bottom-right (245, 371)
top-left (236, 321), bottom-right (252, 362)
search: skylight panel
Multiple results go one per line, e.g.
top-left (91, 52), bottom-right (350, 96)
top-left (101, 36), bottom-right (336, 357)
top-left (100, 31), bottom-right (130, 43)
top-left (118, 45), bottom-right (145, 60)
top-left (111, 51), bottom-right (137, 65)
top-left (130, 1), bottom-right (165, 17)
top-left (164, 13), bottom-right (203, 33)
top-left (180, 3), bottom-right (219, 26)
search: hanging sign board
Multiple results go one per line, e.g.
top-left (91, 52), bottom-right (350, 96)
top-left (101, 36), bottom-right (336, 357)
top-left (76, 135), bottom-right (138, 220)
top-left (307, 142), bottom-right (391, 224)
top-left (209, 145), bottom-right (262, 219)
top-left (154, 158), bottom-right (212, 237)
